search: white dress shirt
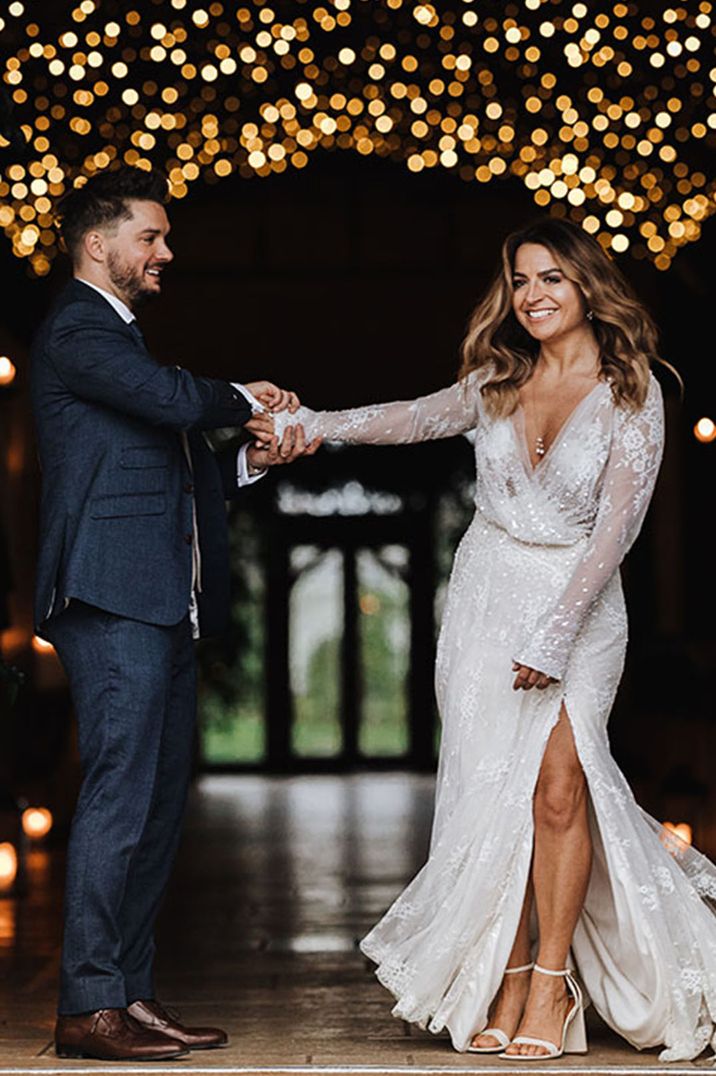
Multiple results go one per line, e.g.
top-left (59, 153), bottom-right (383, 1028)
top-left (76, 278), bottom-right (265, 635)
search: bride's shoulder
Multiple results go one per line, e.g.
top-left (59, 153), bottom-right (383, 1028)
top-left (634, 370), bottom-right (665, 416)
top-left (606, 367), bottom-right (664, 414)
top-left (608, 369), bottom-right (665, 447)
top-left (646, 369), bottom-right (665, 400)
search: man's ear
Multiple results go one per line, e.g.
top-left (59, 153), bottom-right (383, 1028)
top-left (83, 229), bottom-right (106, 264)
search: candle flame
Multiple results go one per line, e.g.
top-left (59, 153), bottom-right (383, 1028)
top-left (694, 417), bottom-right (716, 444)
top-left (22, 807), bottom-right (53, 841)
top-left (0, 356), bottom-right (16, 387)
top-left (0, 843), bottom-right (18, 891)
top-left (663, 821), bottom-right (693, 846)
top-left (32, 635), bottom-right (55, 654)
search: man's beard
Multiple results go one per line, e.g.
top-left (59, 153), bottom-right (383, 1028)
top-left (106, 251), bottom-right (155, 306)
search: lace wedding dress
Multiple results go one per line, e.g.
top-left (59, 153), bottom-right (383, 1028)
top-left (274, 371), bottom-right (716, 1061)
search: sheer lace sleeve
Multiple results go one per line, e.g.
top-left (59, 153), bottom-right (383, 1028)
top-left (514, 375), bottom-right (665, 682)
top-left (273, 373), bottom-right (481, 445)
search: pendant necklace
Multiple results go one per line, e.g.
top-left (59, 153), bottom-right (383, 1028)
top-left (527, 380), bottom-right (546, 460)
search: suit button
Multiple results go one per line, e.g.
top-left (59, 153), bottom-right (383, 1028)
top-left (184, 533), bottom-right (193, 545)
top-left (184, 482), bottom-right (194, 494)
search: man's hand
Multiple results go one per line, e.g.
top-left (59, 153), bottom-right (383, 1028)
top-left (247, 424), bottom-right (321, 471)
top-left (245, 380), bottom-right (300, 414)
top-left (511, 662), bottom-right (556, 691)
top-left (244, 411), bottom-right (276, 444)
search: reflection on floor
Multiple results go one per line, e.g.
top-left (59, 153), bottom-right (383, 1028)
top-left (0, 774), bottom-right (706, 1072)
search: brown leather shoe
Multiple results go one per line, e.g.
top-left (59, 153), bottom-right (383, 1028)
top-left (128, 999), bottom-right (228, 1050)
top-left (55, 1008), bottom-right (189, 1060)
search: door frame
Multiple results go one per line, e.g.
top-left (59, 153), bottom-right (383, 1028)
top-left (265, 508), bottom-right (437, 772)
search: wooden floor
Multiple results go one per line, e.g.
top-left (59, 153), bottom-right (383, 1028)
top-left (0, 774), bottom-right (710, 1073)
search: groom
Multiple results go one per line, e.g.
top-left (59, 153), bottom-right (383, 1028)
top-left (31, 167), bottom-right (318, 1061)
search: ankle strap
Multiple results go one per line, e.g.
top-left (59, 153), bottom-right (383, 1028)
top-left (504, 962), bottom-right (534, 974)
top-left (533, 963), bottom-right (569, 976)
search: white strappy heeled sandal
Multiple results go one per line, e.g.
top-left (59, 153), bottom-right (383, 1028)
top-left (467, 963), bottom-right (535, 1054)
top-left (498, 963), bottom-right (587, 1060)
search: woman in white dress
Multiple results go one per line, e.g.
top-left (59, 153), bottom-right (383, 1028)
top-left (263, 218), bottom-right (716, 1062)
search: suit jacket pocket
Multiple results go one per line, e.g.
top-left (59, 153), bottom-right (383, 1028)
top-left (90, 492), bottom-right (166, 518)
top-left (120, 446), bottom-right (170, 469)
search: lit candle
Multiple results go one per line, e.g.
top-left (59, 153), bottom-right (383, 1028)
top-left (0, 357), bottom-right (16, 387)
top-left (663, 821), bottom-right (693, 846)
top-left (32, 635), bottom-right (55, 654)
top-left (0, 843), bottom-right (18, 894)
top-left (694, 418), bottom-right (716, 444)
top-left (22, 807), bottom-right (53, 842)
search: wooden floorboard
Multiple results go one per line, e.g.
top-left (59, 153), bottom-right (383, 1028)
top-left (0, 774), bottom-right (709, 1072)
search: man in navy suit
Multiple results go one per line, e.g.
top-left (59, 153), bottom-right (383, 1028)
top-left (31, 167), bottom-right (318, 1061)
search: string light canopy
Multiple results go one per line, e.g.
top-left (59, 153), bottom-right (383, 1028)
top-left (0, 0), bottom-right (714, 277)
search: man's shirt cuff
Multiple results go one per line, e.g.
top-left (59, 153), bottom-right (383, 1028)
top-left (231, 382), bottom-right (264, 413)
top-left (236, 444), bottom-right (267, 487)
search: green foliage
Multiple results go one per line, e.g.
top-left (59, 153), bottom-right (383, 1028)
top-left (358, 585), bottom-right (409, 757)
top-left (292, 636), bottom-right (342, 757)
top-left (198, 511), bottom-right (266, 764)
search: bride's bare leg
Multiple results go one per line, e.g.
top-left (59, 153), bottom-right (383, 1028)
top-left (469, 880), bottom-right (533, 1049)
top-left (504, 704), bottom-right (592, 1058)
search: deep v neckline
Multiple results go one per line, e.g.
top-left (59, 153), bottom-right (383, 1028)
top-left (513, 380), bottom-right (604, 475)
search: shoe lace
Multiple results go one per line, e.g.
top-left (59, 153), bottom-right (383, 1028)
top-left (154, 1000), bottom-right (183, 1024)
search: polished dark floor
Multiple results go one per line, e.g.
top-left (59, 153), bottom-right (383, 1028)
top-left (0, 775), bottom-right (706, 1072)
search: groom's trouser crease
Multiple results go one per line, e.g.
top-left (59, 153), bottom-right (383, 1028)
top-left (44, 601), bottom-right (196, 1015)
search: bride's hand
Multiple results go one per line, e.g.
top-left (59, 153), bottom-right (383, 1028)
top-left (247, 424), bottom-right (322, 469)
top-left (245, 380), bottom-right (300, 413)
top-left (511, 662), bottom-right (556, 691)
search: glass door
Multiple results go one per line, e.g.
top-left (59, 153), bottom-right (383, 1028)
top-left (287, 541), bottom-right (411, 765)
top-left (289, 546), bottom-right (344, 759)
top-left (356, 546), bottom-right (410, 759)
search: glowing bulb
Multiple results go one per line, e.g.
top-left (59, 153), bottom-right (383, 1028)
top-left (413, 4), bottom-right (436, 26)
top-left (663, 822), bottom-right (693, 846)
top-left (22, 808), bottom-right (54, 841)
top-left (0, 357), bottom-right (16, 386)
top-left (0, 844), bottom-right (18, 893)
top-left (694, 417), bottom-right (716, 443)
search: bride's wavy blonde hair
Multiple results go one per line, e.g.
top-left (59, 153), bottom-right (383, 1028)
top-left (459, 217), bottom-right (679, 417)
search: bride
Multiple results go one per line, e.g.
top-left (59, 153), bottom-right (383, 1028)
top-left (257, 218), bottom-right (716, 1062)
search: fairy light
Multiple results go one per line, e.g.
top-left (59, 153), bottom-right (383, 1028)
top-left (0, 2), bottom-right (713, 275)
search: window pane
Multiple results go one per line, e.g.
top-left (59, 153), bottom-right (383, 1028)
top-left (357, 546), bottom-right (409, 758)
top-left (290, 547), bottom-right (344, 758)
top-left (200, 514), bottom-right (266, 764)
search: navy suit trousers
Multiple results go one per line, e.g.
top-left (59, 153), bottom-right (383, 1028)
top-left (45, 601), bottom-right (196, 1015)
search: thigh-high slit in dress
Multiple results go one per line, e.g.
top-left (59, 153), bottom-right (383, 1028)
top-left (273, 370), bottom-right (716, 1061)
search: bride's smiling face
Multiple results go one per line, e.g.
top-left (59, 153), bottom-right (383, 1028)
top-left (511, 242), bottom-right (588, 343)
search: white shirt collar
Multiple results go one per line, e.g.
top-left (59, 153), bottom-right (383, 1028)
top-left (76, 278), bottom-right (135, 324)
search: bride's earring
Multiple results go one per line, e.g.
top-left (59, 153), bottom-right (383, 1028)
top-left (586, 310), bottom-right (594, 321)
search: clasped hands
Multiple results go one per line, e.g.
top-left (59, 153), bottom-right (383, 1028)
top-left (242, 380), bottom-right (321, 469)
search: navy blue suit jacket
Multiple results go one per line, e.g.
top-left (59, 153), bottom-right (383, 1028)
top-left (31, 278), bottom-right (252, 637)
